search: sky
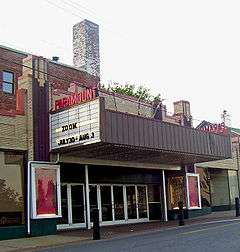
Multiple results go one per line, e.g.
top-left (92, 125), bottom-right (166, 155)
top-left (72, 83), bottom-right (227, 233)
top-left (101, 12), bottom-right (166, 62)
top-left (0, 0), bottom-right (239, 127)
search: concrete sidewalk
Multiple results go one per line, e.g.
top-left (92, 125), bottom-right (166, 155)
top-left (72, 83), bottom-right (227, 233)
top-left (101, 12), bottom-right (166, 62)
top-left (0, 210), bottom-right (237, 252)
top-left (0, 235), bottom-right (89, 252)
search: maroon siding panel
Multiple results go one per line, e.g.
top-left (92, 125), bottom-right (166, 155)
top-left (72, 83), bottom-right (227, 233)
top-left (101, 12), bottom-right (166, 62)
top-left (148, 121), bottom-right (154, 148)
top-left (143, 119), bottom-right (149, 147)
top-left (116, 113), bottom-right (123, 143)
top-left (170, 125), bottom-right (176, 151)
top-left (128, 116), bottom-right (134, 146)
top-left (153, 121), bottom-right (159, 148)
top-left (138, 117), bottom-right (145, 146)
top-left (123, 113), bottom-right (129, 145)
top-left (173, 126), bottom-right (180, 152)
top-left (105, 111), bottom-right (112, 143)
top-left (194, 130), bottom-right (200, 154)
top-left (188, 129), bottom-right (194, 153)
top-left (161, 124), bottom-right (167, 150)
top-left (133, 117), bottom-right (140, 146)
top-left (181, 127), bottom-right (187, 153)
top-left (102, 109), bottom-right (232, 158)
top-left (111, 112), bottom-right (118, 143)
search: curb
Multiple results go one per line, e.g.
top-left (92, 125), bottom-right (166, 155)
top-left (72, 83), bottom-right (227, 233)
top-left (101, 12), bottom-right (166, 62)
top-left (5, 216), bottom-right (240, 252)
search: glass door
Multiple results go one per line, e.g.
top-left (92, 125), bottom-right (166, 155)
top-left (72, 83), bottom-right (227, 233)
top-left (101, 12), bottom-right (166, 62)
top-left (71, 185), bottom-right (85, 224)
top-left (89, 185), bottom-right (98, 222)
top-left (126, 186), bottom-right (137, 220)
top-left (57, 184), bottom-right (86, 229)
top-left (137, 186), bottom-right (148, 219)
top-left (113, 186), bottom-right (125, 221)
top-left (57, 184), bottom-right (68, 225)
top-left (100, 185), bottom-right (113, 222)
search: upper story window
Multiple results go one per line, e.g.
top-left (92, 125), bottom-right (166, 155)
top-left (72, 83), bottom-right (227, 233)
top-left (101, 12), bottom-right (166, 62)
top-left (3, 71), bottom-right (14, 94)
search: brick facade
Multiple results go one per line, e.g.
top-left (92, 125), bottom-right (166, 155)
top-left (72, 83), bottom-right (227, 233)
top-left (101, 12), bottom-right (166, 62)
top-left (0, 46), bottom-right (27, 113)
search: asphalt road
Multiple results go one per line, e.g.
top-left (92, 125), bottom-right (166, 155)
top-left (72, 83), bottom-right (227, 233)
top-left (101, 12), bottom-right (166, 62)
top-left (38, 220), bottom-right (240, 252)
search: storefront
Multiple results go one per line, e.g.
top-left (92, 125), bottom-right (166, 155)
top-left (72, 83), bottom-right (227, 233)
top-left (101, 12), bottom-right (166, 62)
top-left (56, 164), bottom-right (164, 229)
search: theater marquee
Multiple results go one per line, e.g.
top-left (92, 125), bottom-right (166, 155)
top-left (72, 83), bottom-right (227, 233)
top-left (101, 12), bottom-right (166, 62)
top-left (50, 97), bottom-right (100, 150)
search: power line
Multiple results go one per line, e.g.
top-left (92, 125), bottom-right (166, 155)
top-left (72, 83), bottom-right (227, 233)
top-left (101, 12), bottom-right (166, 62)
top-left (0, 55), bottom-right (97, 89)
top-left (0, 56), bottom-right (218, 124)
top-left (67, 0), bottom-right (99, 18)
top-left (44, 0), bottom-right (82, 19)
top-left (43, 0), bottom-right (128, 40)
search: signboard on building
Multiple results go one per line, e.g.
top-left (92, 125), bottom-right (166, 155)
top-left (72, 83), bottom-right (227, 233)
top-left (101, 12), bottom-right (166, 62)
top-left (196, 121), bottom-right (228, 135)
top-left (50, 98), bottom-right (100, 150)
top-left (54, 88), bottom-right (97, 111)
top-left (31, 163), bottom-right (61, 219)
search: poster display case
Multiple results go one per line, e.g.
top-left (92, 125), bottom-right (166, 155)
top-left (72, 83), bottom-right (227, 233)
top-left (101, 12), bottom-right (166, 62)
top-left (31, 163), bottom-right (61, 219)
top-left (186, 173), bottom-right (201, 209)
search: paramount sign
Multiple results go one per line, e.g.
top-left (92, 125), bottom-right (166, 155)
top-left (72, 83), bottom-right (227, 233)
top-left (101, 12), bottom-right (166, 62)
top-left (54, 88), bottom-right (97, 111)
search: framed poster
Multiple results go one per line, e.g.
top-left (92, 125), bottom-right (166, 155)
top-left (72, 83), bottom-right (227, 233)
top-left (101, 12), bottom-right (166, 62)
top-left (31, 163), bottom-right (61, 219)
top-left (186, 173), bottom-right (201, 209)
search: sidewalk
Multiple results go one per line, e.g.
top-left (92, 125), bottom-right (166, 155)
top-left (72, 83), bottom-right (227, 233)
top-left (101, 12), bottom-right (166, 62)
top-left (0, 210), bottom-right (237, 252)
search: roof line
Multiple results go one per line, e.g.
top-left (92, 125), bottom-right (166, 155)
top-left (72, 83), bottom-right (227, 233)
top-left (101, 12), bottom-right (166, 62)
top-left (0, 44), bottom-right (29, 56)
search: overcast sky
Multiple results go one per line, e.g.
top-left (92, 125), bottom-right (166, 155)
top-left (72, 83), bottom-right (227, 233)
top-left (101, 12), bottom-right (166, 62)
top-left (1, 0), bottom-right (239, 127)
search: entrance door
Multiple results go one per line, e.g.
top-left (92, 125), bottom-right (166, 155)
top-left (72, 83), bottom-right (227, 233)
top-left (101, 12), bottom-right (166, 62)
top-left (71, 185), bottom-right (85, 224)
top-left (137, 186), bottom-right (148, 219)
top-left (100, 185), bottom-right (113, 222)
top-left (58, 184), bottom-right (68, 225)
top-left (126, 186), bottom-right (137, 220)
top-left (87, 184), bottom-right (149, 226)
top-left (57, 184), bottom-right (86, 229)
top-left (89, 185), bottom-right (98, 223)
top-left (113, 186), bottom-right (125, 221)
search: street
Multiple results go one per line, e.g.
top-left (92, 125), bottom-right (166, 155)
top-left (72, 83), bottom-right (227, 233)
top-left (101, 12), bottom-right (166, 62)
top-left (38, 219), bottom-right (240, 252)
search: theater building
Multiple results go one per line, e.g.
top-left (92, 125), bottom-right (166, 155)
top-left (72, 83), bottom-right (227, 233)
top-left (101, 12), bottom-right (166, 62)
top-left (0, 19), bottom-right (232, 240)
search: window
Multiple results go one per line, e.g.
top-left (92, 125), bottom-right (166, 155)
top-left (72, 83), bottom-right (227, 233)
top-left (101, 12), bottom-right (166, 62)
top-left (168, 176), bottom-right (186, 209)
top-left (196, 167), bottom-right (211, 207)
top-left (2, 71), bottom-right (14, 94)
top-left (0, 152), bottom-right (25, 226)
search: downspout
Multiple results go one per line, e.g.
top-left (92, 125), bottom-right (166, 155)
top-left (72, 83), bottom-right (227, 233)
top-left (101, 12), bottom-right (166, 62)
top-left (236, 146), bottom-right (240, 198)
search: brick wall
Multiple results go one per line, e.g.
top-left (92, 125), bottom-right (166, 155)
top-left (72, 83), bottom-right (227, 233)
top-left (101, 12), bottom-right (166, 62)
top-left (0, 115), bottom-right (27, 150)
top-left (48, 61), bottom-right (99, 90)
top-left (0, 47), bottom-right (27, 112)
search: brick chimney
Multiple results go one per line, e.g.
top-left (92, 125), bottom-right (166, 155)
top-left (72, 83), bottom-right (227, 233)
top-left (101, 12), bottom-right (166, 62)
top-left (174, 100), bottom-right (192, 127)
top-left (73, 19), bottom-right (100, 78)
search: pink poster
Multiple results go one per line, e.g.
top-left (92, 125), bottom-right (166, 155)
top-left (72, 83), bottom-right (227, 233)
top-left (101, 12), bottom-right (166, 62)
top-left (35, 168), bottom-right (57, 215)
top-left (188, 176), bottom-right (200, 208)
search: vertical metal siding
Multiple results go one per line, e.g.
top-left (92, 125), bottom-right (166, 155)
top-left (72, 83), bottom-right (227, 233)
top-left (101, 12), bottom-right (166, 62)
top-left (101, 109), bottom-right (231, 158)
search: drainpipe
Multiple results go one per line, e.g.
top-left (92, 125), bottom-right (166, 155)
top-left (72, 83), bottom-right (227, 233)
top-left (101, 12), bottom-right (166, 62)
top-left (226, 169), bottom-right (231, 209)
top-left (85, 164), bottom-right (91, 229)
top-left (236, 145), bottom-right (240, 198)
top-left (162, 170), bottom-right (168, 221)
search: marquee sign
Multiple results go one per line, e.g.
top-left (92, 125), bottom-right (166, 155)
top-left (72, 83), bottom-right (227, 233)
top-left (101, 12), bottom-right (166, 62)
top-left (50, 98), bottom-right (100, 150)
